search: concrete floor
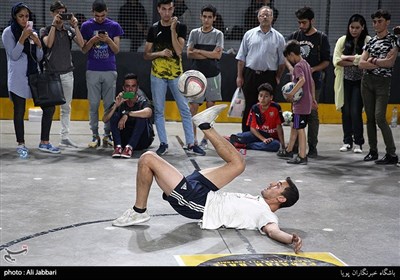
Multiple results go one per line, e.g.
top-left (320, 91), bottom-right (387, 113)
top-left (0, 119), bottom-right (399, 268)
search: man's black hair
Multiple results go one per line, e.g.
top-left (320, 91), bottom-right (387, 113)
top-left (371, 9), bottom-right (391, 20)
top-left (201, 4), bottom-right (217, 17)
top-left (124, 73), bottom-right (138, 84)
top-left (280, 177), bottom-right (299, 208)
top-left (158, 0), bottom-right (173, 7)
top-left (92, 0), bottom-right (107, 12)
top-left (295, 6), bottom-right (314, 20)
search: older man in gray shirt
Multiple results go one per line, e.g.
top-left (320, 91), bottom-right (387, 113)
top-left (236, 5), bottom-right (285, 132)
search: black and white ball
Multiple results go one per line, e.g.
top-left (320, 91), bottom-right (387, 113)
top-left (178, 70), bottom-right (207, 99)
top-left (281, 82), bottom-right (303, 103)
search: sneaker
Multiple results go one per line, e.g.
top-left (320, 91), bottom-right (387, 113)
top-left (103, 135), bottom-right (114, 148)
top-left (38, 143), bottom-right (61, 154)
top-left (200, 138), bottom-right (208, 149)
top-left (60, 138), bottom-right (79, 148)
top-left (156, 143), bottom-right (168, 156)
top-left (364, 151), bottom-right (378, 161)
top-left (229, 134), bottom-right (241, 144)
top-left (112, 208), bottom-right (150, 227)
top-left (88, 135), bottom-right (100, 148)
top-left (277, 149), bottom-right (294, 159)
top-left (339, 144), bottom-right (352, 152)
top-left (287, 156), bottom-right (308, 165)
top-left (16, 145), bottom-right (29, 158)
top-left (121, 146), bottom-right (133, 158)
top-left (307, 147), bottom-right (318, 158)
top-left (192, 104), bottom-right (228, 127)
top-left (353, 145), bottom-right (362, 154)
top-left (375, 154), bottom-right (399, 165)
top-left (187, 144), bottom-right (206, 156)
top-left (112, 146), bottom-right (123, 158)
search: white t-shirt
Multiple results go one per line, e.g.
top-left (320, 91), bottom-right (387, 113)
top-left (200, 191), bottom-right (278, 233)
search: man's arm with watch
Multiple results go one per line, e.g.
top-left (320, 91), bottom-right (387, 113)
top-left (102, 92), bottom-right (125, 123)
top-left (122, 107), bottom-right (153, 119)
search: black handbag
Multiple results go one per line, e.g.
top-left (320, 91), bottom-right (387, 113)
top-left (28, 71), bottom-right (66, 107)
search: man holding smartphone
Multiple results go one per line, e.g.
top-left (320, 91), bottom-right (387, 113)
top-left (42, 1), bottom-right (84, 148)
top-left (80, 0), bottom-right (124, 149)
top-left (102, 73), bottom-right (154, 159)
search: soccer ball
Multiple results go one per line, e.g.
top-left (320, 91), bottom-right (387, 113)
top-left (281, 82), bottom-right (303, 103)
top-left (178, 70), bottom-right (207, 99)
top-left (282, 111), bottom-right (293, 126)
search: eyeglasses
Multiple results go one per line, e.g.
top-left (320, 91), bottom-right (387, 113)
top-left (258, 14), bottom-right (272, 18)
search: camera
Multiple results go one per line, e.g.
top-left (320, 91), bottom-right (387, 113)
top-left (393, 26), bottom-right (400, 35)
top-left (122, 92), bottom-right (136, 99)
top-left (97, 30), bottom-right (106, 35)
top-left (60, 13), bottom-right (72, 21)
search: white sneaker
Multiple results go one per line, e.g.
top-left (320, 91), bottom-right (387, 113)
top-left (353, 145), bottom-right (362, 153)
top-left (112, 209), bottom-right (150, 227)
top-left (339, 144), bottom-right (352, 152)
top-left (192, 104), bottom-right (227, 127)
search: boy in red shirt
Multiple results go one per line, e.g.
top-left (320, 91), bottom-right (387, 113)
top-left (228, 83), bottom-right (285, 152)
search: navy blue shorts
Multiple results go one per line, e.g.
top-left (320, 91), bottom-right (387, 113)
top-left (162, 170), bottom-right (218, 219)
top-left (292, 113), bottom-right (309, 129)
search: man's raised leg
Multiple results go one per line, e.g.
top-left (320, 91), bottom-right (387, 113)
top-left (192, 104), bottom-right (246, 189)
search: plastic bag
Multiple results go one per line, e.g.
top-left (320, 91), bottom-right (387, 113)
top-left (227, 87), bottom-right (245, 118)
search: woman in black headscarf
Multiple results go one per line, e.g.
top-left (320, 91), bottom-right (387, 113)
top-left (2, 2), bottom-right (60, 156)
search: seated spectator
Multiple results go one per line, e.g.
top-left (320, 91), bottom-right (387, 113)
top-left (227, 83), bottom-right (285, 152)
top-left (102, 73), bottom-right (154, 159)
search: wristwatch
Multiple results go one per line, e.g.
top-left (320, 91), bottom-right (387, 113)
top-left (122, 110), bottom-right (130, 116)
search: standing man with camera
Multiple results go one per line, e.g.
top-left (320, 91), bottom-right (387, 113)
top-left (80, 0), bottom-right (124, 148)
top-left (42, 1), bottom-right (84, 148)
top-left (102, 73), bottom-right (154, 159)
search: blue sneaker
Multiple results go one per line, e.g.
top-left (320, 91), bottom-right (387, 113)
top-left (156, 143), bottom-right (168, 156)
top-left (17, 145), bottom-right (29, 158)
top-left (187, 144), bottom-right (206, 156)
top-left (38, 143), bottom-right (61, 154)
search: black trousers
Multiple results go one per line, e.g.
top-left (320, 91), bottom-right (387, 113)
top-left (10, 92), bottom-right (55, 143)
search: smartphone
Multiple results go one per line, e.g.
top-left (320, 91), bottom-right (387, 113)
top-left (97, 30), bottom-right (106, 35)
top-left (122, 92), bottom-right (136, 99)
top-left (27, 21), bottom-right (33, 29)
top-left (60, 13), bottom-right (72, 21)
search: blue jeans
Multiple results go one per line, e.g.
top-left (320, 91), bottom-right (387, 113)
top-left (150, 75), bottom-right (194, 145)
top-left (341, 79), bottom-right (364, 146)
top-left (235, 131), bottom-right (280, 152)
